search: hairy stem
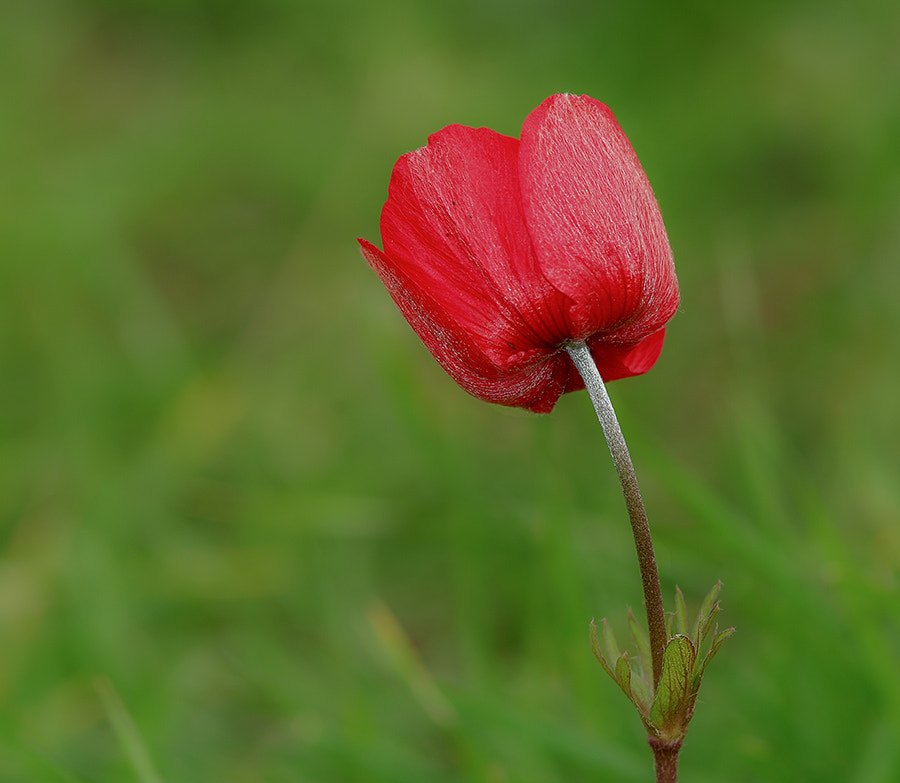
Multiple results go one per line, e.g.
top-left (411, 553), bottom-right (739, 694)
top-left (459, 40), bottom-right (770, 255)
top-left (648, 737), bottom-right (682, 783)
top-left (565, 341), bottom-right (667, 689)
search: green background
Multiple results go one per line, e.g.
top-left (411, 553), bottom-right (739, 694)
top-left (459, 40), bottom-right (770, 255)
top-left (2, 0), bottom-right (899, 781)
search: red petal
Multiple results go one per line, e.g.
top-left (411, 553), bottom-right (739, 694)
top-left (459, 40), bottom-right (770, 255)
top-left (588, 328), bottom-right (668, 381)
top-left (379, 124), bottom-right (575, 362)
top-left (361, 123), bottom-right (582, 411)
top-left (360, 238), bottom-right (568, 413)
top-left (518, 94), bottom-right (679, 345)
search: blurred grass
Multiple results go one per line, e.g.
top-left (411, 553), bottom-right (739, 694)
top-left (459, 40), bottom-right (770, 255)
top-left (2, 0), bottom-right (899, 781)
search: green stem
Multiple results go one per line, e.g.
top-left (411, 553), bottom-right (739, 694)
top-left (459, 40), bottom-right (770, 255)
top-left (565, 341), bottom-right (667, 690)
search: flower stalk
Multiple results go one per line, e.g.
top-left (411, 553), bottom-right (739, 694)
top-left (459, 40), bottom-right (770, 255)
top-left (569, 341), bottom-right (734, 783)
top-left (565, 340), bottom-right (667, 686)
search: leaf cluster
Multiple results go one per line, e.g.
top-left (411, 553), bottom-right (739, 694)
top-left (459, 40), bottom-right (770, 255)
top-left (590, 582), bottom-right (735, 742)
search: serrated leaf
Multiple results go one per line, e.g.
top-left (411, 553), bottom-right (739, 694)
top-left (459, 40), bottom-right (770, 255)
top-left (700, 581), bottom-right (723, 616)
top-left (628, 609), bottom-right (652, 679)
top-left (712, 625), bottom-right (736, 650)
top-left (706, 626), bottom-right (735, 663)
top-left (614, 652), bottom-right (633, 699)
top-left (589, 619), bottom-right (601, 656)
top-left (590, 620), bottom-right (616, 682)
top-left (692, 581), bottom-right (722, 645)
top-left (674, 586), bottom-right (689, 637)
top-left (649, 635), bottom-right (695, 735)
top-left (629, 669), bottom-right (654, 715)
top-left (691, 625), bottom-right (736, 687)
top-left (602, 618), bottom-right (622, 665)
top-left (700, 604), bottom-right (721, 644)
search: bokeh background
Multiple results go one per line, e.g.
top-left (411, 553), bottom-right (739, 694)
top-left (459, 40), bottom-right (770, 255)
top-left (2, 0), bottom-right (899, 781)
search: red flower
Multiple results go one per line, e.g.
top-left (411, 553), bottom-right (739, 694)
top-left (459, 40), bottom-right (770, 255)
top-left (360, 93), bottom-right (679, 413)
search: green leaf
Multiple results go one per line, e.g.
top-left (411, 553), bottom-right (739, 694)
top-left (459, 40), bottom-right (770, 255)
top-left (692, 581), bottom-right (722, 646)
top-left (649, 635), bottom-right (696, 737)
top-left (628, 609), bottom-right (652, 679)
top-left (710, 625), bottom-right (736, 656)
top-left (590, 620), bottom-right (616, 682)
top-left (602, 618), bottom-right (622, 665)
top-left (699, 581), bottom-right (723, 617)
top-left (629, 669), bottom-right (654, 716)
top-left (674, 586), bottom-right (689, 637)
top-left (690, 625), bottom-right (736, 688)
top-left (614, 652), bottom-right (633, 699)
top-left (701, 604), bottom-right (721, 643)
